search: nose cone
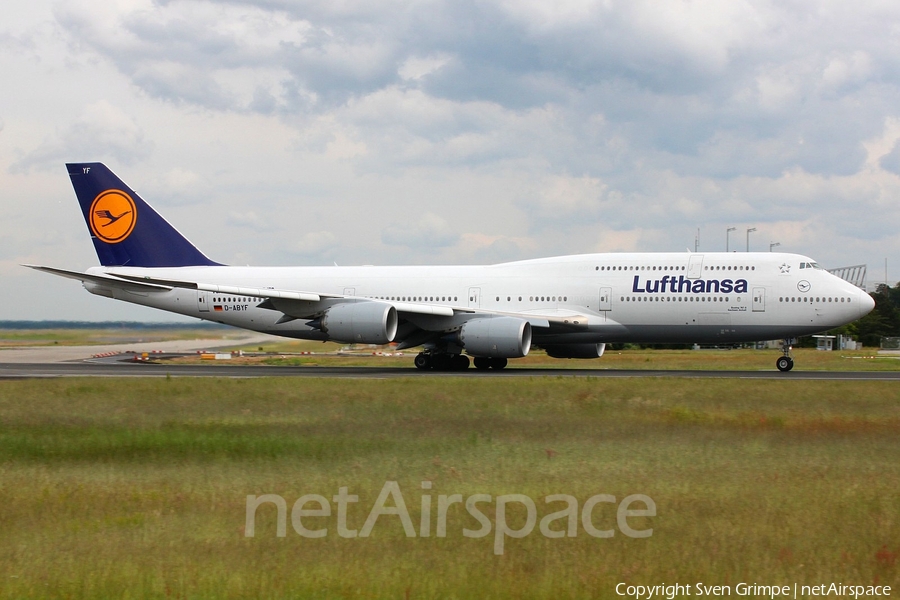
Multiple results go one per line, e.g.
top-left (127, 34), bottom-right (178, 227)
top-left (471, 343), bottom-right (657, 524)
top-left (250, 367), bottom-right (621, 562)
top-left (859, 289), bottom-right (875, 318)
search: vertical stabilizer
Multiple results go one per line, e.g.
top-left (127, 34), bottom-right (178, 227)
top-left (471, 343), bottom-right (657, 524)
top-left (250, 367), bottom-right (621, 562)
top-left (67, 163), bottom-right (220, 267)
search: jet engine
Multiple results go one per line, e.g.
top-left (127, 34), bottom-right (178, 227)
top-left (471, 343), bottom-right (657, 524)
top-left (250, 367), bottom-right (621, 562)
top-left (319, 302), bottom-right (398, 344)
top-left (542, 343), bottom-right (606, 359)
top-left (458, 317), bottom-right (532, 358)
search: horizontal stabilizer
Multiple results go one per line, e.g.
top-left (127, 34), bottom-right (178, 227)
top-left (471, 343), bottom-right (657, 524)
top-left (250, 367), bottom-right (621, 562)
top-left (111, 273), bottom-right (329, 302)
top-left (23, 265), bottom-right (173, 292)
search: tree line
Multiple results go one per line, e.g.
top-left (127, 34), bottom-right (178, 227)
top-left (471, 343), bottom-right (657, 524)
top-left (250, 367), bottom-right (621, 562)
top-left (828, 283), bottom-right (900, 347)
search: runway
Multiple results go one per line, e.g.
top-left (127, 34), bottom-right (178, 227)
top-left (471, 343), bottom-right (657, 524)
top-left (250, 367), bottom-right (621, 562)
top-left (2, 360), bottom-right (900, 380)
top-left (3, 336), bottom-right (899, 380)
top-left (0, 333), bottom-right (279, 363)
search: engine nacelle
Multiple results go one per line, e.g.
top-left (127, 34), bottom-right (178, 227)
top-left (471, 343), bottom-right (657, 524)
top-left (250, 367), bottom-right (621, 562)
top-left (320, 302), bottom-right (398, 344)
top-left (543, 343), bottom-right (606, 359)
top-left (458, 317), bottom-right (532, 358)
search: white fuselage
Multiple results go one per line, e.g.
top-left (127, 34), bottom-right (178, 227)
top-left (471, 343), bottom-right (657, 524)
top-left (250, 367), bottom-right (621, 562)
top-left (81, 252), bottom-right (871, 346)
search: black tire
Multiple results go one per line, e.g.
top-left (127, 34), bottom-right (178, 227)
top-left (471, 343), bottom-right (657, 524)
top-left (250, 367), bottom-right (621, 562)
top-left (776, 356), bottom-right (793, 372)
top-left (473, 357), bottom-right (491, 370)
top-left (414, 353), bottom-right (431, 370)
top-left (453, 354), bottom-right (470, 371)
top-left (490, 357), bottom-right (508, 370)
top-left (431, 353), bottom-right (452, 371)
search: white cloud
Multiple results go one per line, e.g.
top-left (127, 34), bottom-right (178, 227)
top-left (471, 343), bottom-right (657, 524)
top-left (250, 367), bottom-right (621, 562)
top-left (519, 174), bottom-right (609, 226)
top-left (293, 230), bottom-right (338, 255)
top-left (226, 210), bottom-right (269, 231)
top-left (821, 51), bottom-right (873, 93)
top-left (10, 100), bottom-right (151, 172)
top-left (55, 0), bottom-right (315, 111)
top-left (398, 54), bottom-right (452, 81)
top-left (382, 212), bottom-right (459, 249)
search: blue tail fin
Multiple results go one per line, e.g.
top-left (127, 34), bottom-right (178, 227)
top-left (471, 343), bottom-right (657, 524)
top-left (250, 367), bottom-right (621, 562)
top-left (67, 163), bottom-right (221, 267)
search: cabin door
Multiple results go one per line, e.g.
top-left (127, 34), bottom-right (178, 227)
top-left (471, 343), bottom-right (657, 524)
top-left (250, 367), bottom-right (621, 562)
top-left (197, 290), bottom-right (211, 312)
top-left (468, 287), bottom-right (481, 308)
top-left (752, 287), bottom-right (766, 312)
top-left (599, 287), bottom-right (612, 311)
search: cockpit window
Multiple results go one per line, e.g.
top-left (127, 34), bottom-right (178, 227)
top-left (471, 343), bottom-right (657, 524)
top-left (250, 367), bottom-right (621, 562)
top-left (799, 262), bottom-right (823, 270)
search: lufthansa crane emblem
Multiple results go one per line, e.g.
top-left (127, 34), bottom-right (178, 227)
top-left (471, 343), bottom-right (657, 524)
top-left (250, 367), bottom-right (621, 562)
top-left (89, 189), bottom-right (137, 244)
top-left (797, 280), bottom-right (811, 293)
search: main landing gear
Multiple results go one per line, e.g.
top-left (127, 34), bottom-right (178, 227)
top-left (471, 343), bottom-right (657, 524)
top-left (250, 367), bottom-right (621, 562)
top-left (473, 357), bottom-right (507, 370)
top-left (414, 352), bottom-right (470, 371)
top-left (776, 340), bottom-right (794, 372)
top-left (414, 352), bottom-right (509, 371)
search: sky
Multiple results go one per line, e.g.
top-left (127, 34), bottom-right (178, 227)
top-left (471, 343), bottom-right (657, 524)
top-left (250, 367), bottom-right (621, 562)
top-left (2, 0), bottom-right (900, 321)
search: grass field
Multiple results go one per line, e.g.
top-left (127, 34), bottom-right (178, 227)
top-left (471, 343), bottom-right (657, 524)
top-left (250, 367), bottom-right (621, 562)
top-left (0, 376), bottom-right (897, 598)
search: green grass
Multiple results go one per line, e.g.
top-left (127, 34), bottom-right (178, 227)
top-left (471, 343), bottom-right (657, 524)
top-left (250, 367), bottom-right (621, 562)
top-left (0, 377), bottom-right (897, 598)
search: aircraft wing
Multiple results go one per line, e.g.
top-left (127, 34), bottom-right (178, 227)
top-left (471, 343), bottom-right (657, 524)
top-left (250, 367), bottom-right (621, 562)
top-left (108, 272), bottom-right (576, 326)
top-left (34, 266), bottom-right (607, 348)
top-left (28, 267), bottom-right (591, 328)
top-left (105, 272), bottom-right (460, 318)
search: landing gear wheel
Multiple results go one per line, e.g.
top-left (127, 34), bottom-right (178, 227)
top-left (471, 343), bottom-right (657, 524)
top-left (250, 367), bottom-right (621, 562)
top-left (452, 354), bottom-right (470, 371)
top-left (490, 357), bottom-right (508, 370)
top-left (414, 353), bottom-right (432, 370)
top-left (776, 356), bottom-right (794, 372)
top-left (473, 357), bottom-right (491, 370)
top-left (431, 353), bottom-right (452, 371)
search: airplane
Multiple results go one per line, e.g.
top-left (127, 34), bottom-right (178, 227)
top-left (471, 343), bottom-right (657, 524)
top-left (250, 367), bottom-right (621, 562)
top-left (27, 163), bottom-right (875, 372)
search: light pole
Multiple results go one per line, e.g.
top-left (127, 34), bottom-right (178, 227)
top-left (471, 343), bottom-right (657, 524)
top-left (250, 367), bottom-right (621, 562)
top-left (726, 227), bottom-right (736, 252)
top-left (769, 242), bottom-right (781, 252)
top-left (746, 227), bottom-right (756, 252)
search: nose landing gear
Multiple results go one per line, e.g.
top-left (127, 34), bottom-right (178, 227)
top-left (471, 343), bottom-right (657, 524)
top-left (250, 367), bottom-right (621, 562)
top-left (776, 356), bottom-right (794, 372)
top-left (776, 340), bottom-right (794, 372)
